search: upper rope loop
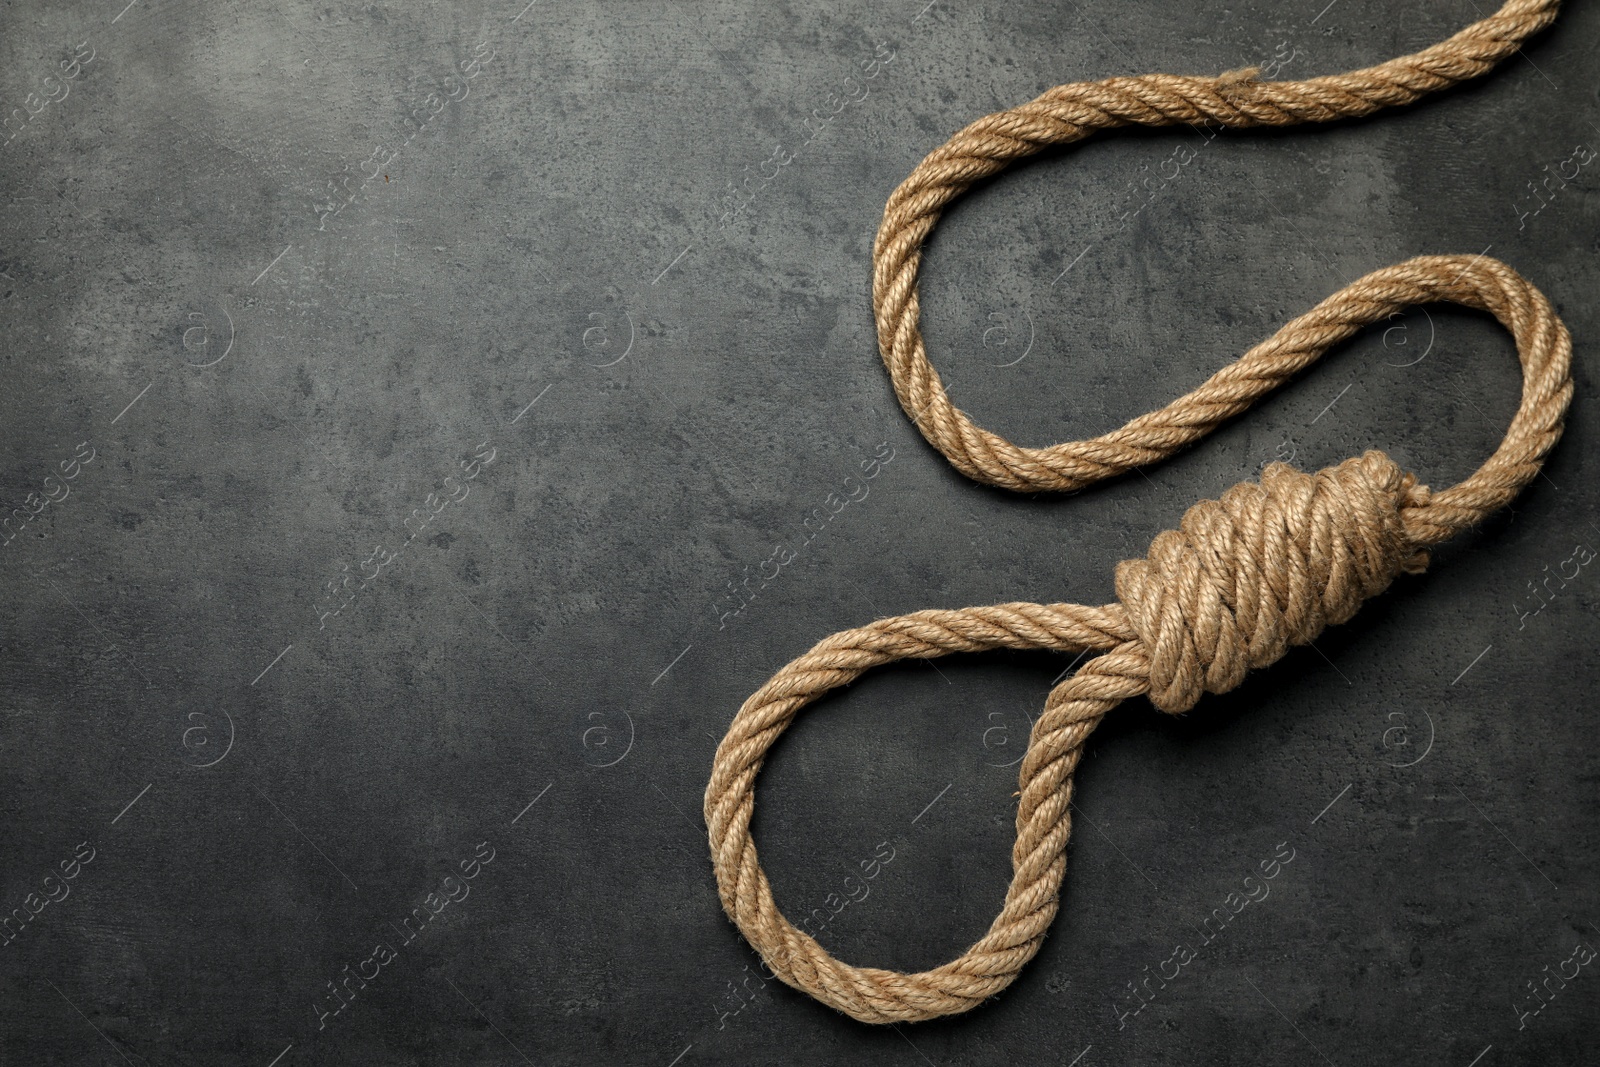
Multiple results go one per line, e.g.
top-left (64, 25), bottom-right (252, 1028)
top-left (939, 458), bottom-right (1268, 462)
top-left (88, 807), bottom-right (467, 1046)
top-left (873, 0), bottom-right (1567, 504)
top-left (707, 0), bottom-right (1571, 1027)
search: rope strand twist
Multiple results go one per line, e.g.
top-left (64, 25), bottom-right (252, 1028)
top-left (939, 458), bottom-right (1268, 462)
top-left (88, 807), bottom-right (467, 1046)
top-left (705, 0), bottom-right (1572, 1025)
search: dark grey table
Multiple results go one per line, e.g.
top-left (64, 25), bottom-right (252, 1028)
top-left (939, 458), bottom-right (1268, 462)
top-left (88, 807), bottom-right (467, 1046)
top-left (2, 1), bottom-right (1596, 1063)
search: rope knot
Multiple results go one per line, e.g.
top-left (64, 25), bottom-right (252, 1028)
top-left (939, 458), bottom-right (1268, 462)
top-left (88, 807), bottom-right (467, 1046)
top-left (1113, 451), bottom-right (1431, 714)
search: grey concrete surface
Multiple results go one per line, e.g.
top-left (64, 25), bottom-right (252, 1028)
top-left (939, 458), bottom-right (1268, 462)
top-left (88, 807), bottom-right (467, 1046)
top-left (1, 0), bottom-right (1597, 1063)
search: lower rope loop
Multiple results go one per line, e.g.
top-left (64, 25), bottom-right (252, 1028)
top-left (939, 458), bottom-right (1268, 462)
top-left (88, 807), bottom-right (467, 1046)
top-left (705, 452), bottom-right (1478, 1023)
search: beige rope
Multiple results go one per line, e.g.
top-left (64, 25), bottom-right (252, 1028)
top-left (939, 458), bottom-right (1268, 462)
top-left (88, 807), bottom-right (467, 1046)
top-left (705, 0), bottom-right (1572, 1025)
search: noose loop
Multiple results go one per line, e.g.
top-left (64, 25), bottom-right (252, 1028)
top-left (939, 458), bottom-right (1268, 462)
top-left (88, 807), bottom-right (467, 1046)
top-left (705, 0), bottom-right (1572, 1025)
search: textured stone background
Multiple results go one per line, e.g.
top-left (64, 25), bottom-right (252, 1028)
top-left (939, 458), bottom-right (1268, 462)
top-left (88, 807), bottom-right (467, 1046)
top-left (1, 0), bottom-right (1596, 1064)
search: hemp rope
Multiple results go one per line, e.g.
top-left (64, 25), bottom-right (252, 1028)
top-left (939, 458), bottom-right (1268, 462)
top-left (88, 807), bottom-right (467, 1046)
top-left (705, 0), bottom-right (1572, 1025)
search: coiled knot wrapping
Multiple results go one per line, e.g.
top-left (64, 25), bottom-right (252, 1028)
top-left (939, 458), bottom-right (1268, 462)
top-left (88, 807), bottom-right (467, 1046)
top-left (1114, 451), bottom-right (1432, 714)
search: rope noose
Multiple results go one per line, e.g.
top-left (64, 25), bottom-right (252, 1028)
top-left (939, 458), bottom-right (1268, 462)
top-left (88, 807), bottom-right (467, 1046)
top-left (705, 0), bottom-right (1573, 1024)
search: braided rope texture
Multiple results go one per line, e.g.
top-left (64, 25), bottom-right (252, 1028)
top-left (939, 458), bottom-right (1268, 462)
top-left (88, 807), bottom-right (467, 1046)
top-left (706, 0), bottom-right (1572, 1025)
